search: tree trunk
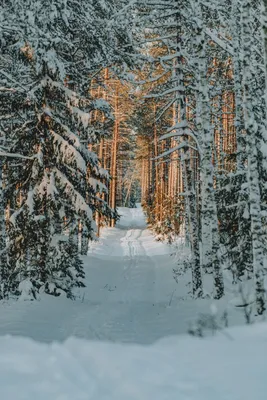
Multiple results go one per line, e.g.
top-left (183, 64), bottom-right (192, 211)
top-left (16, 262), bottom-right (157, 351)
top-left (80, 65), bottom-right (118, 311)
top-left (242, 0), bottom-right (266, 315)
top-left (109, 83), bottom-right (119, 227)
top-left (0, 158), bottom-right (7, 298)
top-left (194, 0), bottom-right (224, 298)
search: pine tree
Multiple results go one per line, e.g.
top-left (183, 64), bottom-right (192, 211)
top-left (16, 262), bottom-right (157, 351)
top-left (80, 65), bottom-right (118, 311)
top-left (0, 0), bottom-right (135, 298)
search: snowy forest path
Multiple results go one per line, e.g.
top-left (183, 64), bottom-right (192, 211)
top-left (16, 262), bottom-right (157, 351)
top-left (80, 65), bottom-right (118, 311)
top-left (0, 206), bottom-right (242, 344)
top-left (0, 207), bottom-right (179, 343)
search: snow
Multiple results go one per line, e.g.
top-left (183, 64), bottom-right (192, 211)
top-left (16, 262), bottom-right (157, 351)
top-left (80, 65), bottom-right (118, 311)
top-left (0, 207), bottom-right (266, 398)
top-left (0, 207), bottom-right (250, 343)
top-left (70, 107), bottom-right (91, 129)
top-left (88, 177), bottom-right (107, 193)
top-left (51, 130), bottom-right (87, 173)
top-left (0, 323), bottom-right (266, 400)
top-left (18, 280), bottom-right (35, 302)
top-left (53, 168), bottom-right (93, 221)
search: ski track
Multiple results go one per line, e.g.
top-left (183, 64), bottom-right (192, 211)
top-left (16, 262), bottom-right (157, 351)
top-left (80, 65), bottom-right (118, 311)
top-left (0, 206), bottom-right (245, 344)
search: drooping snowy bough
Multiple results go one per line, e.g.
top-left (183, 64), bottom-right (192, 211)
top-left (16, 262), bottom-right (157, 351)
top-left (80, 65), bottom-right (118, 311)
top-left (0, 0), bottom-right (134, 299)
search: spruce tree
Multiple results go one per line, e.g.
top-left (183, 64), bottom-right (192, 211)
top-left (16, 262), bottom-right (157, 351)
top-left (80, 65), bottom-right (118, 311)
top-left (0, 0), bottom-right (135, 298)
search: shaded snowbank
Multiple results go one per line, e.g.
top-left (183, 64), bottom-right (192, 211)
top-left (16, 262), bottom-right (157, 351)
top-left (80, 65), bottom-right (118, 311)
top-left (1, 323), bottom-right (266, 400)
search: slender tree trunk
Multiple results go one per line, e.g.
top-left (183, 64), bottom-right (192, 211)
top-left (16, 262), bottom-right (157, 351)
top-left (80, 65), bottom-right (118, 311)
top-left (110, 83), bottom-right (119, 227)
top-left (263, 0), bottom-right (267, 62)
top-left (0, 158), bottom-right (7, 298)
top-left (153, 104), bottom-right (160, 222)
top-left (175, 2), bottom-right (203, 294)
top-left (194, 0), bottom-right (224, 298)
top-left (242, 0), bottom-right (265, 315)
top-left (182, 148), bottom-right (203, 297)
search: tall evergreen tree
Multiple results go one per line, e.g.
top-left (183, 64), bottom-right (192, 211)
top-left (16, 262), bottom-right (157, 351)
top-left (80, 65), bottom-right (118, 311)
top-left (0, 0), bottom-right (135, 298)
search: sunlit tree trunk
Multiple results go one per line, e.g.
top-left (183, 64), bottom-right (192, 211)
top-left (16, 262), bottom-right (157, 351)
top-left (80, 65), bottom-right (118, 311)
top-left (153, 103), bottom-right (160, 222)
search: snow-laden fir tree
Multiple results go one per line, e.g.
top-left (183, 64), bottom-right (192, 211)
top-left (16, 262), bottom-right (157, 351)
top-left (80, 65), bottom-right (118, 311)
top-left (0, 0), bottom-right (136, 298)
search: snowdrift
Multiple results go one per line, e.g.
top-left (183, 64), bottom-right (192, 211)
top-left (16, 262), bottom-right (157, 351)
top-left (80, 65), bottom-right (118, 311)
top-left (0, 324), bottom-right (267, 400)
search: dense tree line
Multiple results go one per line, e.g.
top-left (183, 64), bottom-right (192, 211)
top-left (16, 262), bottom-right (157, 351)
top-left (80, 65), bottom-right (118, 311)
top-left (1, 0), bottom-right (267, 316)
top-left (132, 0), bottom-right (267, 315)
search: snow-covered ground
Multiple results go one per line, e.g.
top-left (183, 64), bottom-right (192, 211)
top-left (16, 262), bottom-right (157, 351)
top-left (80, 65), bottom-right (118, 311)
top-left (0, 206), bottom-right (247, 343)
top-left (1, 323), bottom-right (267, 399)
top-left (0, 207), bottom-right (265, 399)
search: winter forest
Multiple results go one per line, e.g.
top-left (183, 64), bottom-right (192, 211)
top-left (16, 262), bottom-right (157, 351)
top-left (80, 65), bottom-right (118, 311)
top-left (1, 0), bottom-right (267, 398)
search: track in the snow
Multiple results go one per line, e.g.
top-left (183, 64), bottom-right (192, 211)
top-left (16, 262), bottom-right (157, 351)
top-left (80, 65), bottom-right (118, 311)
top-left (0, 207), bottom-right (244, 344)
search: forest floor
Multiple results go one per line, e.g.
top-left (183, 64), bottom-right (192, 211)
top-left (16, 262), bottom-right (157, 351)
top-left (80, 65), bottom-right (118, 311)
top-left (0, 206), bottom-right (247, 343)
